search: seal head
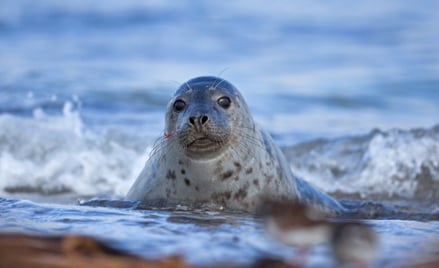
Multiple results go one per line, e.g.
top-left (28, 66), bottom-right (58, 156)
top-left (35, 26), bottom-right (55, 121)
top-left (164, 76), bottom-right (252, 160)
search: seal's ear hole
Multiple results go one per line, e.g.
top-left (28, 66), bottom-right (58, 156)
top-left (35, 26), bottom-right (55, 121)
top-left (173, 100), bottom-right (186, 112)
top-left (217, 96), bottom-right (231, 109)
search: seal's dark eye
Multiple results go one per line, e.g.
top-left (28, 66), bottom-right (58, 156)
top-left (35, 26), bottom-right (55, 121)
top-left (173, 100), bottom-right (186, 112)
top-left (217, 96), bottom-right (231, 109)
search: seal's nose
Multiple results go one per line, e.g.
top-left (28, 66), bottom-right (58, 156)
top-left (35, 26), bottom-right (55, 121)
top-left (188, 115), bottom-right (209, 126)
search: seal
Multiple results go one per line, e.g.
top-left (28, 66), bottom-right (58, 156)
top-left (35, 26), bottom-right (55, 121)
top-left (126, 76), bottom-right (344, 214)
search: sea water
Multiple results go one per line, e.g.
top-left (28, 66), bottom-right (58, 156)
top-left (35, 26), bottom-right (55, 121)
top-left (1, 1), bottom-right (439, 267)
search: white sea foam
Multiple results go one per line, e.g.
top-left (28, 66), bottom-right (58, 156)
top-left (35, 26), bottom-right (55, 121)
top-left (285, 126), bottom-right (439, 199)
top-left (0, 103), bottom-right (149, 199)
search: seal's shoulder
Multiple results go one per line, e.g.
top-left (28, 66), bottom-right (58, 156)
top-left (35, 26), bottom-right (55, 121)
top-left (258, 127), bottom-right (277, 159)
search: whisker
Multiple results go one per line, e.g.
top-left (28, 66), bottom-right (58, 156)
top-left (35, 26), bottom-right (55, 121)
top-left (213, 77), bottom-right (227, 91)
top-left (148, 135), bottom-right (182, 162)
top-left (168, 80), bottom-right (181, 87)
top-left (185, 81), bottom-right (194, 93)
top-left (216, 67), bottom-right (231, 78)
top-left (207, 76), bottom-right (220, 89)
top-left (232, 127), bottom-right (266, 151)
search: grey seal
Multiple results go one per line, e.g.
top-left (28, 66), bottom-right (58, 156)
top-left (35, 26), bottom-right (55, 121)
top-left (126, 76), bottom-right (344, 214)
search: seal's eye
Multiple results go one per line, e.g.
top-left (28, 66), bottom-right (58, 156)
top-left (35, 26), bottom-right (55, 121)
top-left (173, 100), bottom-right (186, 112)
top-left (217, 96), bottom-right (231, 109)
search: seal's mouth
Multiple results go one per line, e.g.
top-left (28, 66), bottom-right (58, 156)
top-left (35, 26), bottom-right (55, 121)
top-left (182, 133), bottom-right (228, 159)
top-left (188, 137), bottom-right (215, 148)
top-left (187, 136), bottom-right (222, 153)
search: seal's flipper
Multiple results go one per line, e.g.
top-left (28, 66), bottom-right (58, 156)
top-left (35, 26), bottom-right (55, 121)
top-left (294, 178), bottom-right (348, 217)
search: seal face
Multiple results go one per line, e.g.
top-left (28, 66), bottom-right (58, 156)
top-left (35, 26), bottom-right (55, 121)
top-left (127, 76), bottom-right (344, 214)
top-left (166, 77), bottom-right (238, 160)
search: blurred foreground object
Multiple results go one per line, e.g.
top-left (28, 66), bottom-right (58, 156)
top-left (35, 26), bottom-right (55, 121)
top-left (0, 233), bottom-right (191, 268)
top-left (263, 199), bottom-right (330, 248)
top-left (409, 240), bottom-right (439, 268)
top-left (330, 221), bottom-right (377, 267)
top-left (262, 199), bottom-right (377, 267)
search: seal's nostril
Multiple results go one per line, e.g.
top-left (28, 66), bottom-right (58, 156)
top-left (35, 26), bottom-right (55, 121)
top-left (200, 115), bottom-right (209, 125)
top-left (189, 115), bottom-right (208, 126)
top-left (189, 117), bottom-right (196, 125)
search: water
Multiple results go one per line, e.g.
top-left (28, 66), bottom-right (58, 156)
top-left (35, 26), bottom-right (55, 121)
top-left (1, 0), bottom-right (439, 266)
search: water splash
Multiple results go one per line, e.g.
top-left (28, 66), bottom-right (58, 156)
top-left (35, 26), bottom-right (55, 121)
top-left (0, 102), bottom-right (147, 199)
top-left (284, 125), bottom-right (439, 200)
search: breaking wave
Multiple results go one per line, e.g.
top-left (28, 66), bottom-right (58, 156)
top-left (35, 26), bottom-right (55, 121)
top-left (0, 103), bottom-right (147, 200)
top-left (284, 125), bottom-right (439, 200)
top-left (1, 100), bottom-right (438, 202)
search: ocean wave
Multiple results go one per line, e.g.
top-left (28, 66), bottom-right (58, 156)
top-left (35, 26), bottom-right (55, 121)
top-left (0, 103), bottom-right (147, 199)
top-left (284, 125), bottom-right (439, 200)
top-left (1, 103), bottom-right (438, 201)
